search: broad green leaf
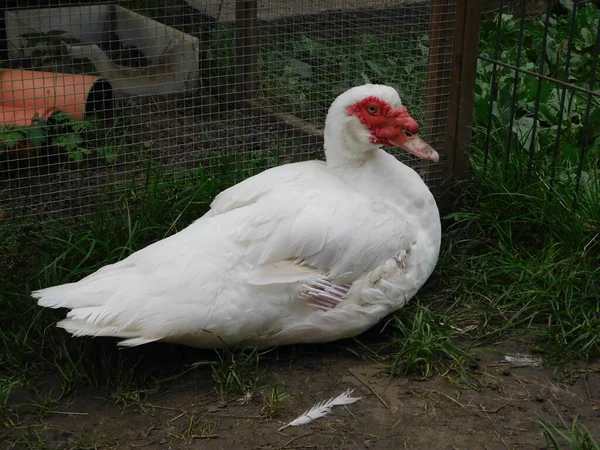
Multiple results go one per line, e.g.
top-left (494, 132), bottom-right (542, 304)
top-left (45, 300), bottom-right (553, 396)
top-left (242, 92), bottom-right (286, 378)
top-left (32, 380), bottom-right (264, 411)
top-left (53, 133), bottom-right (83, 146)
top-left (559, 139), bottom-right (580, 164)
top-left (512, 116), bottom-right (535, 151)
top-left (545, 36), bottom-right (557, 67)
top-left (0, 131), bottom-right (26, 149)
top-left (581, 28), bottom-right (594, 47)
top-left (98, 147), bottom-right (117, 163)
top-left (24, 126), bottom-right (46, 148)
top-left (587, 108), bottom-right (600, 139)
top-left (474, 98), bottom-right (492, 124)
top-left (284, 59), bottom-right (312, 80)
top-left (51, 111), bottom-right (70, 123)
top-left (69, 120), bottom-right (96, 132)
top-left (559, 0), bottom-right (574, 12)
top-left (69, 151), bottom-right (84, 162)
top-left (540, 88), bottom-right (563, 124)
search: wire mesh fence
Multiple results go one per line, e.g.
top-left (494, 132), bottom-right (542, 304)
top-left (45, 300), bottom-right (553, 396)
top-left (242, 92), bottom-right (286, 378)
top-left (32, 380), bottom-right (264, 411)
top-left (0, 0), bottom-right (457, 222)
top-left (473, 0), bottom-right (599, 201)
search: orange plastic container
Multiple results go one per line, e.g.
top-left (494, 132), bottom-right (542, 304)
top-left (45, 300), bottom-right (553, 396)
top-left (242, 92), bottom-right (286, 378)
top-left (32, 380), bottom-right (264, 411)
top-left (0, 69), bottom-right (112, 126)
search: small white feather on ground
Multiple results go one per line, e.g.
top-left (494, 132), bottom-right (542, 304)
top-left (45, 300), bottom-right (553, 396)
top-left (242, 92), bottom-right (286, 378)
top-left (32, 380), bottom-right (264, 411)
top-left (279, 388), bottom-right (362, 430)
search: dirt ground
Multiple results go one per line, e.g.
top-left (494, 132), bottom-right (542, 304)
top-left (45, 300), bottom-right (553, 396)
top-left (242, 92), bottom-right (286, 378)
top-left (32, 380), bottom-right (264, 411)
top-left (3, 337), bottom-right (599, 450)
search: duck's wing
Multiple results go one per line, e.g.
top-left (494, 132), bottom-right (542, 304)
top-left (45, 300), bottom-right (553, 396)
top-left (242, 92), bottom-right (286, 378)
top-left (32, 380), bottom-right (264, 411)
top-left (205, 160), bottom-right (327, 217)
top-left (208, 160), bottom-right (411, 280)
top-left (234, 175), bottom-right (410, 283)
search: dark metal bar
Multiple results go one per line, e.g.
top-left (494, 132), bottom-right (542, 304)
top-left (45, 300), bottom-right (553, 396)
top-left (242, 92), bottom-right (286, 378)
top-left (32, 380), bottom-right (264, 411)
top-left (526, 0), bottom-right (554, 180)
top-left (235, 0), bottom-right (258, 105)
top-left (477, 56), bottom-right (600, 98)
top-left (503, 0), bottom-right (527, 176)
top-left (550, 4), bottom-right (579, 184)
top-left (482, 0), bottom-right (505, 172)
top-left (526, 1), bottom-right (554, 180)
top-left (574, 17), bottom-right (600, 197)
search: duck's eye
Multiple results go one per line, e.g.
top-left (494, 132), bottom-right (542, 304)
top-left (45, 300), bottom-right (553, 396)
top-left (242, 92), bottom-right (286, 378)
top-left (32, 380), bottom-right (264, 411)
top-left (404, 130), bottom-right (413, 138)
top-left (366, 105), bottom-right (379, 115)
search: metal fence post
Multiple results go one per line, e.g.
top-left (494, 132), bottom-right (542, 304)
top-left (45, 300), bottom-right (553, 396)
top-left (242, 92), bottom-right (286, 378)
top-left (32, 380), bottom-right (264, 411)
top-left (235, 0), bottom-right (258, 105)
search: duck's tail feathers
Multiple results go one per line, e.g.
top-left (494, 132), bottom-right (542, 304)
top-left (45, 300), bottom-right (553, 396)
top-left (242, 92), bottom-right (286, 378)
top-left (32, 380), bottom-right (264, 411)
top-left (56, 319), bottom-right (160, 347)
top-left (32, 283), bottom-right (103, 310)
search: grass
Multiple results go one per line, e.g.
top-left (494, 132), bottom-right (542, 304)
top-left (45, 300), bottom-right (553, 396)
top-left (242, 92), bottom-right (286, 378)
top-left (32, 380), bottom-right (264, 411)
top-left (0, 378), bottom-right (20, 426)
top-left (0, 166), bottom-right (237, 408)
top-left (176, 414), bottom-right (218, 442)
top-left (439, 2), bottom-right (600, 363)
top-left (437, 170), bottom-right (600, 362)
top-left (386, 304), bottom-right (472, 379)
top-left (2, 428), bottom-right (101, 450)
top-left (261, 381), bottom-right (291, 417)
top-left (539, 415), bottom-right (600, 450)
top-left (205, 345), bottom-right (264, 401)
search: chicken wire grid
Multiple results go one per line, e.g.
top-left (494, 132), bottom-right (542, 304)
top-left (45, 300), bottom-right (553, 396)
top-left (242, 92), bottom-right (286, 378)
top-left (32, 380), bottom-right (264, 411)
top-left (0, 0), bottom-right (459, 222)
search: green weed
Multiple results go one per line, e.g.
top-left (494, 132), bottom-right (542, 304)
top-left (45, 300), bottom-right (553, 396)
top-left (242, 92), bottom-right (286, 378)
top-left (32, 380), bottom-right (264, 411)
top-left (261, 381), bottom-right (291, 417)
top-left (107, 362), bottom-right (158, 412)
top-left (539, 414), bottom-right (600, 450)
top-left (0, 378), bottom-right (20, 426)
top-left (387, 304), bottom-right (472, 379)
top-left (431, 162), bottom-right (600, 363)
top-left (0, 111), bottom-right (96, 162)
top-left (205, 345), bottom-right (263, 400)
top-left (177, 413), bottom-right (218, 442)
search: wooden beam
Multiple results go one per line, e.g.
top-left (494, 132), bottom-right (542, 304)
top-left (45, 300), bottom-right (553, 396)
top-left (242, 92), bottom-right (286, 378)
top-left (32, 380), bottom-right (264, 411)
top-left (451, 0), bottom-right (483, 189)
top-left (246, 99), bottom-right (324, 139)
top-left (235, 0), bottom-right (258, 105)
top-left (438, 0), bottom-right (483, 209)
top-left (424, 0), bottom-right (455, 184)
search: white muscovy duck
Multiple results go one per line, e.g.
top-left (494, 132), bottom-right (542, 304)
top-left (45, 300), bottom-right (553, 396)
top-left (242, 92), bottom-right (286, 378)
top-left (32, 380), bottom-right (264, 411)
top-left (32, 84), bottom-right (441, 348)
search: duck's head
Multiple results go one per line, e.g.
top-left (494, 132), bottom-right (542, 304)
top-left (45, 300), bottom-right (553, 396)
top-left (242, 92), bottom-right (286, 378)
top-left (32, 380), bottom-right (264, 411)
top-left (324, 84), bottom-right (439, 163)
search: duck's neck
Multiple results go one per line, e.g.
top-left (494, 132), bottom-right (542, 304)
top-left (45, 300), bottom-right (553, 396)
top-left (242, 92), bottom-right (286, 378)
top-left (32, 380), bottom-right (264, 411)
top-left (324, 136), bottom-right (440, 235)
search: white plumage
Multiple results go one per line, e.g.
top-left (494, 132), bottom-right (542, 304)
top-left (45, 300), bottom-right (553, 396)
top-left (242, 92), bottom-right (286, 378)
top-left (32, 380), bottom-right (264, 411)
top-left (32, 84), bottom-right (441, 348)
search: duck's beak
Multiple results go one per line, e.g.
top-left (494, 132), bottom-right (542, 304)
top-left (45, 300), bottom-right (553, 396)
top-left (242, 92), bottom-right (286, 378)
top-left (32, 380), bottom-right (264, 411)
top-left (389, 132), bottom-right (439, 162)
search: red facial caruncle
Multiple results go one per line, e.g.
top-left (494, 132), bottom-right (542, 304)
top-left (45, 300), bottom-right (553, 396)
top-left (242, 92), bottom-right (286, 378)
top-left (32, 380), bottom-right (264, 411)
top-left (345, 96), bottom-right (439, 162)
